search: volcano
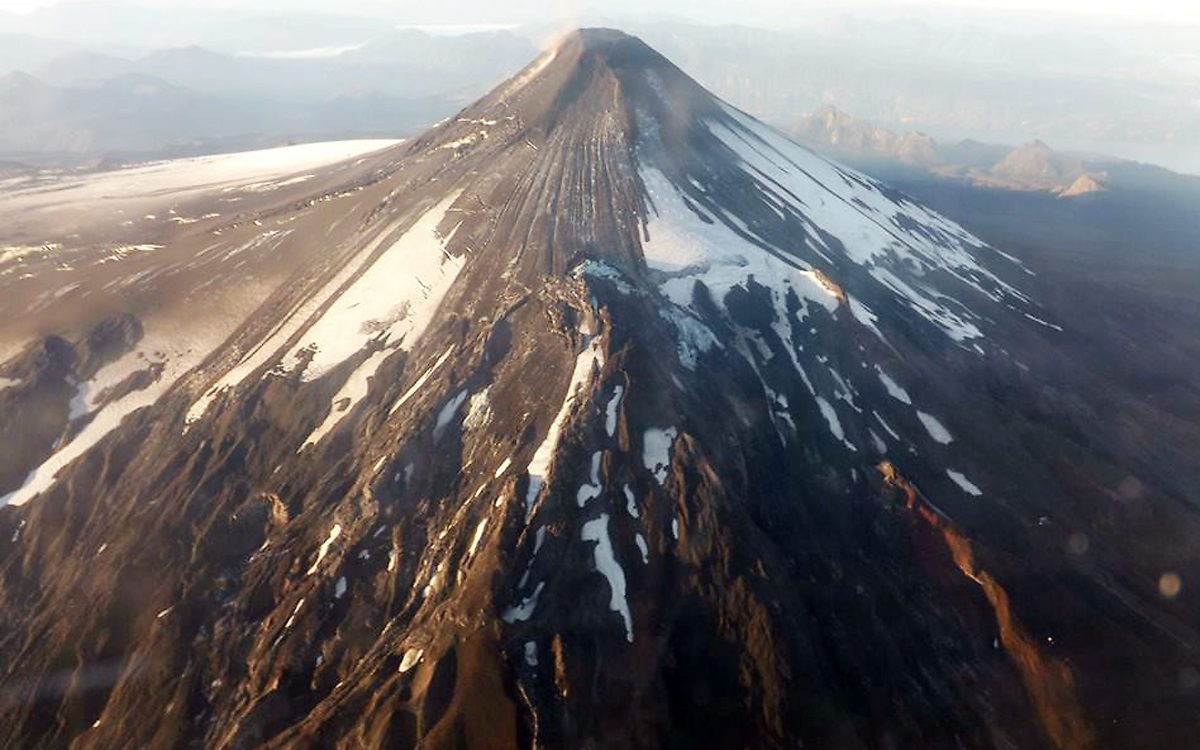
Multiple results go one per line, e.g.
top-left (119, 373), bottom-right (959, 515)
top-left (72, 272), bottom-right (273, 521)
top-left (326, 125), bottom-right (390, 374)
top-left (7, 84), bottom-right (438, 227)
top-left (1, 29), bottom-right (1199, 750)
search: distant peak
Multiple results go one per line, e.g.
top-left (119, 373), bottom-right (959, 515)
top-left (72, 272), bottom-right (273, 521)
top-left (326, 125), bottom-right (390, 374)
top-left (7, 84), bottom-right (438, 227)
top-left (811, 104), bottom-right (855, 119)
top-left (1057, 173), bottom-right (1106, 198)
top-left (0, 70), bottom-right (50, 92)
top-left (1018, 139), bottom-right (1053, 152)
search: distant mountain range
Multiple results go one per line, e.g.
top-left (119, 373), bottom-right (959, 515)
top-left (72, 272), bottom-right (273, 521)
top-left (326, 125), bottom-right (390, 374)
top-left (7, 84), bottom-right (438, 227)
top-left (32, 31), bottom-right (537, 99)
top-left (0, 6), bottom-right (1197, 173)
top-left (0, 31), bottom-right (539, 165)
top-left (0, 68), bottom-right (446, 166)
top-left (787, 105), bottom-right (1128, 196)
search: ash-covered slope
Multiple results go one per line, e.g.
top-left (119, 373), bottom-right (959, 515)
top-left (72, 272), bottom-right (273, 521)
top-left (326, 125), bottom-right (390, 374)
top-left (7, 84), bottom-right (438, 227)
top-left (2, 29), bottom-right (1199, 750)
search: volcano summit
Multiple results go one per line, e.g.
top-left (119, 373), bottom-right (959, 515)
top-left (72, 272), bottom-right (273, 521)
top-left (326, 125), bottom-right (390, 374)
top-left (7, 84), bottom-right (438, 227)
top-left (1, 29), bottom-right (1198, 750)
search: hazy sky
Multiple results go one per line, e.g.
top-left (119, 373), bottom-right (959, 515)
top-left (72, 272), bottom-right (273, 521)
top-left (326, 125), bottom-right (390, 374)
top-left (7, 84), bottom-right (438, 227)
top-left (0, 0), bottom-right (1198, 26)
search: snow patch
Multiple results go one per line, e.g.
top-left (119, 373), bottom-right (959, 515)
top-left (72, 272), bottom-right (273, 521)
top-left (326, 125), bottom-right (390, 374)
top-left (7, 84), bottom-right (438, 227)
top-left (605, 386), bottom-right (624, 437)
top-left (399, 648), bottom-right (423, 673)
top-left (494, 457), bottom-right (513, 479)
top-left (468, 517), bottom-right (489, 558)
top-left (6, 330), bottom-right (211, 507)
top-left (642, 427), bottom-right (678, 485)
top-left (306, 524), bottom-right (343, 575)
top-left (186, 215), bottom-right (454, 428)
top-left (581, 513), bottom-right (633, 642)
top-left (285, 191), bottom-right (465, 381)
top-left (1024, 312), bottom-right (1064, 332)
top-left (284, 598), bottom-right (305, 630)
top-left (635, 533), bottom-right (649, 563)
top-left (575, 259), bottom-right (635, 294)
top-left (623, 485), bottom-right (640, 519)
top-left (301, 349), bottom-right (391, 449)
top-left (423, 562), bottom-right (445, 599)
top-left (464, 388), bottom-right (492, 430)
top-left (434, 389), bottom-right (469, 436)
top-left (502, 582), bottom-right (545, 623)
top-left (524, 339), bottom-right (605, 516)
top-left (97, 244), bottom-right (163, 263)
top-left (641, 166), bottom-right (827, 318)
top-left (876, 368), bottom-right (912, 405)
top-left (816, 397), bottom-right (857, 452)
top-left (0, 141), bottom-right (396, 222)
top-left (947, 470), bottom-right (983, 496)
top-left (917, 412), bottom-right (954, 444)
top-left (576, 452), bottom-right (604, 508)
top-left (659, 306), bottom-right (722, 370)
top-left (68, 348), bottom-right (162, 421)
top-left (873, 411), bottom-right (901, 440)
top-left (390, 346), bottom-right (455, 415)
top-left (699, 106), bottom-right (1023, 343)
top-left (847, 296), bottom-right (887, 341)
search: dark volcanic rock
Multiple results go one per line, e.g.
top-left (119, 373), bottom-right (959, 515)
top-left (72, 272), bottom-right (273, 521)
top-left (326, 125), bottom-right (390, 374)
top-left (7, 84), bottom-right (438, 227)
top-left (0, 28), bottom-right (1198, 750)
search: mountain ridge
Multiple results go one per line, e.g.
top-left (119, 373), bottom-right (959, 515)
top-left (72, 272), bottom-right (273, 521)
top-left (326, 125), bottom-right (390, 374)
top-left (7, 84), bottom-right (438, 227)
top-left (788, 105), bottom-right (1110, 195)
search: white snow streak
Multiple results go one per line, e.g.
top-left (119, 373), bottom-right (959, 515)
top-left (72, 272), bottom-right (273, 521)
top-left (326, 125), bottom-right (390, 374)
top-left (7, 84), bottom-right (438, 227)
top-left (581, 513), bottom-right (633, 642)
top-left (623, 485), bottom-right (640, 519)
top-left (306, 524), bottom-right (343, 575)
top-left (434, 389), bottom-right (469, 436)
top-left (5, 331), bottom-right (211, 507)
top-left (917, 412), bottom-right (954, 444)
top-left (947, 470), bottom-right (983, 496)
top-left (67, 349), bottom-right (162, 421)
top-left (524, 339), bottom-right (605, 515)
top-left (494, 457), bottom-right (513, 479)
top-left (284, 598), bottom-right (305, 630)
top-left (876, 369), bottom-right (912, 405)
top-left (576, 452), bottom-right (604, 508)
top-left (816, 397), bottom-right (857, 452)
top-left (390, 346), bottom-right (455, 415)
top-left (301, 349), bottom-right (390, 449)
top-left (285, 191), bottom-right (465, 381)
top-left (635, 533), bottom-right (650, 563)
top-left (605, 385), bottom-right (624, 437)
top-left (467, 517), bottom-right (489, 557)
top-left (0, 140), bottom-right (397, 220)
top-left (399, 648), bottom-right (424, 673)
top-left (710, 106), bottom-right (1020, 343)
top-left (186, 197), bottom-right (460, 428)
top-left (873, 411), bottom-right (901, 440)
